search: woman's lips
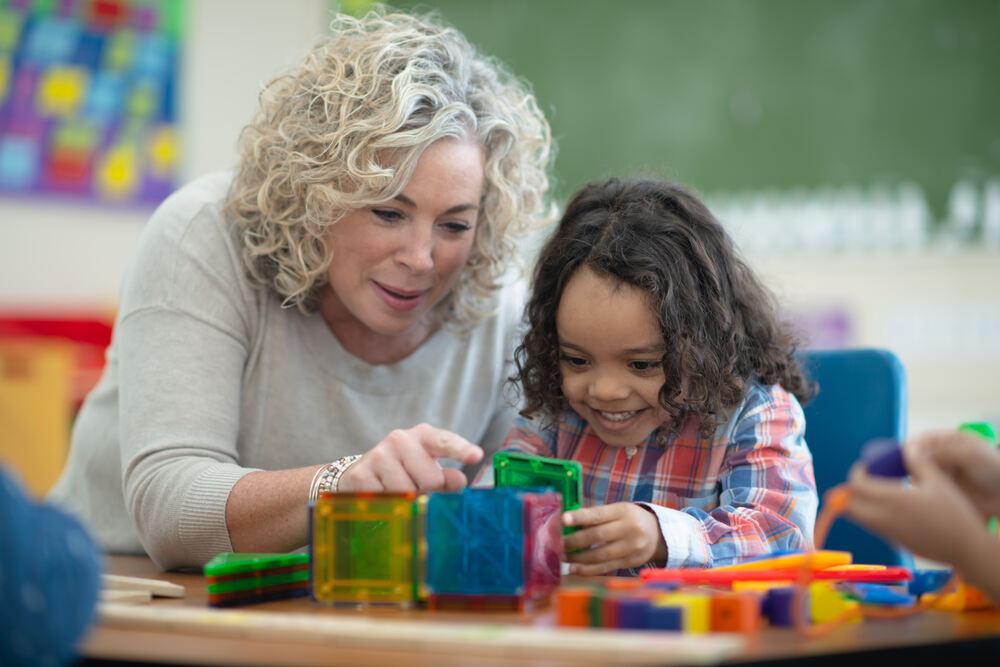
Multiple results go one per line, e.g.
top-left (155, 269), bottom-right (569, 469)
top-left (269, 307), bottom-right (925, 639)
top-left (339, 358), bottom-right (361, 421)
top-left (371, 280), bottom-right (428, 312)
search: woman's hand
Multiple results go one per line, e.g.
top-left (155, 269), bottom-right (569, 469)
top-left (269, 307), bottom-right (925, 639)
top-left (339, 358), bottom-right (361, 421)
top-left (562, 502), bottom-right (667, 575)
top-left (338, 423), bottom-right (483, 493)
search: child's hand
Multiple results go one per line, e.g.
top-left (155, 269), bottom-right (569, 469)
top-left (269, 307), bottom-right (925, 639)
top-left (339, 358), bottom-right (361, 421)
top-left (562, 502), bottom-right (667, 575)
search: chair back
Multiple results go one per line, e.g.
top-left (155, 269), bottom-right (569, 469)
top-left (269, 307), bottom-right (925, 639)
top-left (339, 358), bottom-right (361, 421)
top-left (797, 348), bottom-right (913, 567)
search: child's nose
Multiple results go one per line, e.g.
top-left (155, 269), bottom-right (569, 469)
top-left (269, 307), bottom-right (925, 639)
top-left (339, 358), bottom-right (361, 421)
top-left (588, 371), bottom-right (629, 401)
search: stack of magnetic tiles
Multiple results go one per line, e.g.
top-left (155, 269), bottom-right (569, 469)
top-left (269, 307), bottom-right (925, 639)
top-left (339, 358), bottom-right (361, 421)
top-left (204, 552), bottom-right (311, 607)
top-left (308, 451), bottom-right (582, 611)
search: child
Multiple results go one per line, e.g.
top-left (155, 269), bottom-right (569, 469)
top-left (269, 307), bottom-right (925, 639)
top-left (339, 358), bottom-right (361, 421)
top-left (487, 178), bottom-right (818, 575)
top-left (845, 429), bottom-right (1000, 605)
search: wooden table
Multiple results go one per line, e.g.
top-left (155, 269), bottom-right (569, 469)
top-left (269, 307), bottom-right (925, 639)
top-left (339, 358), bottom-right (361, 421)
top-left (80, 556), bottom-right (1000, 666)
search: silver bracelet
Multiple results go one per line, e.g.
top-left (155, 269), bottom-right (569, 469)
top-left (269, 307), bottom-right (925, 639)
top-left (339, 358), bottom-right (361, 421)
top-left (309, 455), bottom-right (363, 502)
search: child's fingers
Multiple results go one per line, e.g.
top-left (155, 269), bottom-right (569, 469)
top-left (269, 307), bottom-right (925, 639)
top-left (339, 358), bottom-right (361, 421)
top-left (563, 505), bottom-right (617, 528)
top-left (564, 543), bottom-right (635, 576)
top-left (562, 519), bottom-right (626, 553)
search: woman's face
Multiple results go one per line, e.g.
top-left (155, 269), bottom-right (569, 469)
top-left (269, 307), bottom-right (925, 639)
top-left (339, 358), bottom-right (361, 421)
top-left (323, 138), bottom-right (485, 345)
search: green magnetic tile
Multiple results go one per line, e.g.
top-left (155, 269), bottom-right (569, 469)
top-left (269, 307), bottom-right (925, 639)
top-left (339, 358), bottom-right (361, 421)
top-left (206, 569), bottom-right (310, 594)
top-left (959, 421), bottom-right (997, 444)
top-left (204, 552), bottom-right (309, 577)
top-left (493, 451), bottom-right (582, 511)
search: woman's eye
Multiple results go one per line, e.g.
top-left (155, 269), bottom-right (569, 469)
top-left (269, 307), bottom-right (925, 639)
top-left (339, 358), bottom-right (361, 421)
top-left (559, 354), bottom-right (588, 368)
top-left (372, 208), bottom-right (403, 222)
top-left (441, 221), bottom-right (472, 234)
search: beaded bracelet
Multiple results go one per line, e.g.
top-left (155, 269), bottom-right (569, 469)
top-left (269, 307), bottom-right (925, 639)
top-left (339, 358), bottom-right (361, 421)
top-left (308, 455), bottom-right (363, 502)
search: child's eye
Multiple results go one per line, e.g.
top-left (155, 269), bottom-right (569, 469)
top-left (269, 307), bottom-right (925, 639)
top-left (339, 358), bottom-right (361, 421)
top-left (559, 354), bottom-right (589, 368)
top-left (372, 208), bottom-right (404, 223)
top-left (630, 360), bottom-right (663, 373)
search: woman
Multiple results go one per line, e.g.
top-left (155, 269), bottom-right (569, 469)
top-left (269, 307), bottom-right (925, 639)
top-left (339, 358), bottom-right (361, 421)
top-left (48, 7), bottom-right (554, 570)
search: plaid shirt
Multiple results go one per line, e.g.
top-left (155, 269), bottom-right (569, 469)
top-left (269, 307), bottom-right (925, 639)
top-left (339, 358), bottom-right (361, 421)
top-left (485, 380), bottom-right (817, 569)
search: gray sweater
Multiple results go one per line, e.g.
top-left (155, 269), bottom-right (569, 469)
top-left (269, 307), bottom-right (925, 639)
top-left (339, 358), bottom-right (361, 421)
top-left (48, 172), bottom-right (527, 570)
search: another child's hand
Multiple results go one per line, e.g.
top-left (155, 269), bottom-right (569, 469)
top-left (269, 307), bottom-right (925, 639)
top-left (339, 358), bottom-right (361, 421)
top-left (906, 430), bottom-right (1000, 519)
top-left (844, 452), bottom-right (989, 570)
top-left (562, 502), bottom-right (667, 575)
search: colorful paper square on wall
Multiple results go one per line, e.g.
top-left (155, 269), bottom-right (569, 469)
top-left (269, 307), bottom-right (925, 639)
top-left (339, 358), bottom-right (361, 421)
top-left (0, 0), bottom-right (182, 207)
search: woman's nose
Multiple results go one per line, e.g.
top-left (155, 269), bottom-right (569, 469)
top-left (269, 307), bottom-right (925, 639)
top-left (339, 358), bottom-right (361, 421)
top-left (395, 225), bottom-right (434, 273)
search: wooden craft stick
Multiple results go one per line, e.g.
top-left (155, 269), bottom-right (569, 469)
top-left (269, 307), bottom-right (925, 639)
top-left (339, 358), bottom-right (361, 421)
top-left (102, 574), bottom-right (185, 598)
top-left (98, 603), bottom-right (744, 664)
top-left (101, 589), bottom-right (153, 604)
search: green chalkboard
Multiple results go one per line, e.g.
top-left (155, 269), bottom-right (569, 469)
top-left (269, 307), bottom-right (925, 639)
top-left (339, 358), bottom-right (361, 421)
top-left (383, 0), bottom-right (999, 220)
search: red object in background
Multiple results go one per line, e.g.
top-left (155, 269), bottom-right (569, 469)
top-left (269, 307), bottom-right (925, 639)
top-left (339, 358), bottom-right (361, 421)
top-left (0, 311), bottom-right (115, 409)
top-left (89, 0), bottom-right (127, 32)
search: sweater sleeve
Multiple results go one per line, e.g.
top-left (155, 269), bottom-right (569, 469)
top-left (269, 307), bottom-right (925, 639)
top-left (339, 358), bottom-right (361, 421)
top-left (116, 184), bottom-right (260, 570)
top-left (642, 385), bottom-right (818, 568)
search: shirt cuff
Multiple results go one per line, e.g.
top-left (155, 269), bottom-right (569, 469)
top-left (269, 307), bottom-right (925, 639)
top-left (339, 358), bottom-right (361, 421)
top-left (635, 502), bottom-right (708, 569)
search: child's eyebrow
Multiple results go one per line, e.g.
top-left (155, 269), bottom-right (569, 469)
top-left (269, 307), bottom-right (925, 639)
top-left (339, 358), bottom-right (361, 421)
top-left (558, 339), bottom-right (664, 355)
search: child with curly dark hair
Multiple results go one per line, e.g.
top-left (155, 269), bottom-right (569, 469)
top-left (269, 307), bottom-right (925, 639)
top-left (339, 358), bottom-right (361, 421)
top-left (485, 178), bottom-right (818, 575)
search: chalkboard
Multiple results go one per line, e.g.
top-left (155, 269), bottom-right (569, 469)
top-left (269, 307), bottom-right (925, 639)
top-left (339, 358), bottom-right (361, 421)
top-left (389, 0), bottom-right (1000, 222)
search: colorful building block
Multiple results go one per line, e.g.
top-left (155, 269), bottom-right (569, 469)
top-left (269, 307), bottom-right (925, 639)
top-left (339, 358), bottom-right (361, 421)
top-left (425, 487), bottom-right (561, 607)
top-left (646, 602), bottom-right (683, 631)
top-left (310, 492), bottom-right (422, 608)
top-left (763, 586), bottom-right (807, 627)
top-left (204, 552), bottom-right (311, 608)
top-left (616, 598), bottom-right (651, 630)
top-left (493, 451), bottom-right (582, 537)
top-left (710, 592), bottom-right (761, 633)
top-left (556, 587), bottom-right (593, 626)
top-left (808, 582), bottom-right (860, 624)
top-left (652, 593), bottom-right (711, 633)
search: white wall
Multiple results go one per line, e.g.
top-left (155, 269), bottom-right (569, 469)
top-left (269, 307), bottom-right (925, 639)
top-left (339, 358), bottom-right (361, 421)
top-left (0, 0), bottom-right (330, 308)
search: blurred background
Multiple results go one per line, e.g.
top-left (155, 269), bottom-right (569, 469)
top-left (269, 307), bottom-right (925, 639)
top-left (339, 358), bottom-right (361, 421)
top-left (1, 0), bottom-right (997, 496)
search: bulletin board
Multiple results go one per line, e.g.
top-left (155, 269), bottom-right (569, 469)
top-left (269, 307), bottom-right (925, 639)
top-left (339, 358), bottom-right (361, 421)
top-left (0, 0), bottom-right (183, 206)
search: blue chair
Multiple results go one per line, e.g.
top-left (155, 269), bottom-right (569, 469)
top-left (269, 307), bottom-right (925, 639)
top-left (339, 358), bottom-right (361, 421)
top-left (797, 348), bottom-right (914, 567)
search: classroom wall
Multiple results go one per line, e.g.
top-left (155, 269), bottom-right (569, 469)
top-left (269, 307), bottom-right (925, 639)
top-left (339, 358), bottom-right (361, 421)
top-left (1, 0), bottom-right (997, 438)
top-left (0, 0), bottom-right (330, 308)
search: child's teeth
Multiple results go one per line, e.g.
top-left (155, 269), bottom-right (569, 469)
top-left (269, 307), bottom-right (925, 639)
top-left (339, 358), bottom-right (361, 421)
top-left (600, 410), bottom-right (637, 421)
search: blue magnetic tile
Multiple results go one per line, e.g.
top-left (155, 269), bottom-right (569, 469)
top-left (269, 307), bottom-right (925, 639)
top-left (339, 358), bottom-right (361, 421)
top-left (0, 134), bottom-right (40, 188)
top-left (23, 17), bottom-right (80, 64)
top-left (426, 488), bottom-right (528, 596)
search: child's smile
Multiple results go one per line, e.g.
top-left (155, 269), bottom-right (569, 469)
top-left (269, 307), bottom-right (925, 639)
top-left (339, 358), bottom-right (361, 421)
top-left (556, 266), bottom-right (669, 447)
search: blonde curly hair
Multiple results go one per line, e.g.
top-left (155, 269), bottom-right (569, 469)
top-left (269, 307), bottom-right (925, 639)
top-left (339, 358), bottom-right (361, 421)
top-left (226, 5), bottom-right (555, 330)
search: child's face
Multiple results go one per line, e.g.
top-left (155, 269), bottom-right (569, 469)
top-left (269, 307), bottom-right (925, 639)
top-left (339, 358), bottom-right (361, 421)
top-left (556, 266), bottom-right (669, 447)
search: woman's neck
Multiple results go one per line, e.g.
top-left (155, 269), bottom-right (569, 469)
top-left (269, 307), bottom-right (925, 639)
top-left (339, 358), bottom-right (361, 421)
top-left (317, 286), bottom-right (438, 365)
